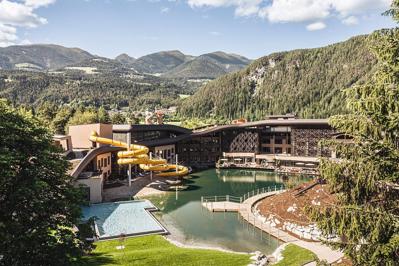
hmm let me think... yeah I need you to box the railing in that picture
[242,184,285,201]
[201,195,243,204]
[201,184,285,204]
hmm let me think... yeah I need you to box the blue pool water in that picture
[81,200,167,239]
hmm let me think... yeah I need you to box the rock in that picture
[303,232,312,239]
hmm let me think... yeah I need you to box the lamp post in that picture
[127,132,132,187]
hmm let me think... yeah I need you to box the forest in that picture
[0,70,197,111]
[179,35,377,120]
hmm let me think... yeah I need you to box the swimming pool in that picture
[81,200,168,240]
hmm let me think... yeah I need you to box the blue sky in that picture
[0,0,395,59]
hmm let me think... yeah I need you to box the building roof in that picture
[53,134,71,140]
[70,146,122,178]
[192,119,330,136]
[113,124,192,134]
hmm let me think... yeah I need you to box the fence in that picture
[242,184,285,201]
[201,195,243,204]
[201,184,285,204]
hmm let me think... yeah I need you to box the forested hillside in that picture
[0,70,195,110]
[0,44,94,71]
[179,35,376,120]
[163,52,251,79]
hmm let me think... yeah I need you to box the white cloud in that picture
[186,0,391,30]
[259,0,331,23]
[0,0,55,47]
[332,0,391,16]
[306,21,326,31]
[0,23,17,47]
[342,15,359,25]
[0,0,47,27]
[25,0,56,8]
[161,7,170,13]
[188,0,262,16]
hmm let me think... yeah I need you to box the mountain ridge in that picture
[179,35,376,119]
[0,44,251,79]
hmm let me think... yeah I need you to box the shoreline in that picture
[163,235,258,255]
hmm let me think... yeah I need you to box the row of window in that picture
[179,147,220,153]
[261,147,292,154]
[155,148,175,159]
[97,155,111,170]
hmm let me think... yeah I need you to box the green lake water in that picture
[146,169,312,255]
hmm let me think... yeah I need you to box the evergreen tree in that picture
[51,105,75,134]
[97,106,110,124]
[0,100,91,265]
[111,112,127,125]
[67,108,98,127]
[309,3,399,265]
[36,101,58,127]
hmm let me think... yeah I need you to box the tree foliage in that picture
[110,112,127,125]
[0,70,197,111]
[309,3,399,265]
[179,35,376,120]
[0,100,92,265]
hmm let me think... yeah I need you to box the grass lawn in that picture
[274,244,317,266]
[76,235,251,266]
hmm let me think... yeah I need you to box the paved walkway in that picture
[202,191,344,264]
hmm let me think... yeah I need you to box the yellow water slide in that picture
[89,131,189,177]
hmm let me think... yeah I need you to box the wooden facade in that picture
[111,119,335,168]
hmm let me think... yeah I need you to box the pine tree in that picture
[309,2,399,265]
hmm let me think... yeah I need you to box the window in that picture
[108,156,111,165]
[101,158,104,168]
[262,137,271,144]
[275,147,283,154]
[262,147,272,153]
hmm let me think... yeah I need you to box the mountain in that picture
[115,53,136,65]
[63,57,130,75]
[0,44,251,79]
[179,35,377,120]
[131,50,190,74]
[163,51,251,78]
[0,44,94,71]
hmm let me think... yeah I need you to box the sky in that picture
[0,0,396,59]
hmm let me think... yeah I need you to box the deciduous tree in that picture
[0,100,91,265]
